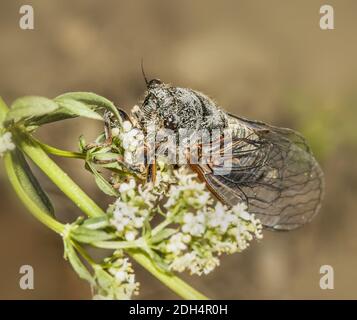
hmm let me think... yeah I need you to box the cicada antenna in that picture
[141,58,149,87]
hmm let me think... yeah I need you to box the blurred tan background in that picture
[0,0,357,299]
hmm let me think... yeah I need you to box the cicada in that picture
[116,78,324,231]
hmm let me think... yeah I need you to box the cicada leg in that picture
[146,161,157,184]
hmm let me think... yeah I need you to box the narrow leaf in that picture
[28,108,77,127]
[82,216,110,230]
[56,98,103,120]
[55,92,122,123]
[64,240,94,284]
[72,227,116,243]
[6,96,59,123]
[150,228,178,244]
[11,149,54,216]
[87,162,119,197]
[93,266,113,289]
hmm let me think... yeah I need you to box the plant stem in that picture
[129,249,208,300]
[11,128,209,300]
[32,138,85,159]
[12,130,104,218]
[151,219,172,236]
[71,240,96,266]
[93,240,145,250]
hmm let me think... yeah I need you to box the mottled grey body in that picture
[134,80,228,132]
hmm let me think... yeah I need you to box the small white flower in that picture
[169,252,196,273]
[111,127,120,137]
[126,274,136,285]
[197,192,210,205]
[111,221,125,232]
[109,179,156,242]
[0,132,15,157]
[114,270,127,282]
[138,184,156,205]
[166,233,187,254]
[119,179,136,193]
[182,234,191,243]
[133,217,144,228]
[99,256,139,300]
[182,212,206,236]
[232,202,251,221]
[125,231,136,241]
[123,121,133,132]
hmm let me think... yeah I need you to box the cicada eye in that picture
[148,79,162,88]
[163,114,178,130]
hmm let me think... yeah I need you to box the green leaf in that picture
[0,97,9,128]
[82,216,110,230]
[150,228,178,244]
[64,240,94,284]
[92,153,121,165]
[78,135,87,153]
[72,227,116,243]
[11,149,55,217]
[93,266,113,289]
[6,96,59,123]
[55,92,122,123]
[94,173,119,197]
[90,146,113,155]
[144,249,171,273]
[55,98,103,121]
[87,162,119,197]
[28,108,77,128]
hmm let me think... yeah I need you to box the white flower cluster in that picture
[108,165,263,276]
[151,158,178,196]
[159,167,263,275]
[0,132,15,157]
[109,178,156,241]
[118,120,144,166]
[93,252,139,300]
[163,170,211,210]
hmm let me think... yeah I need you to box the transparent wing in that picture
[192,114,325,230]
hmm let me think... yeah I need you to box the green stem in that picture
[71,240,96,266]
[151,219,172,236]
[11,128,208,300]
[12,130,104,218]
[129,249,208,300]
[93,240,145,250]
[152,203,181,235]
[32,138,85,159]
